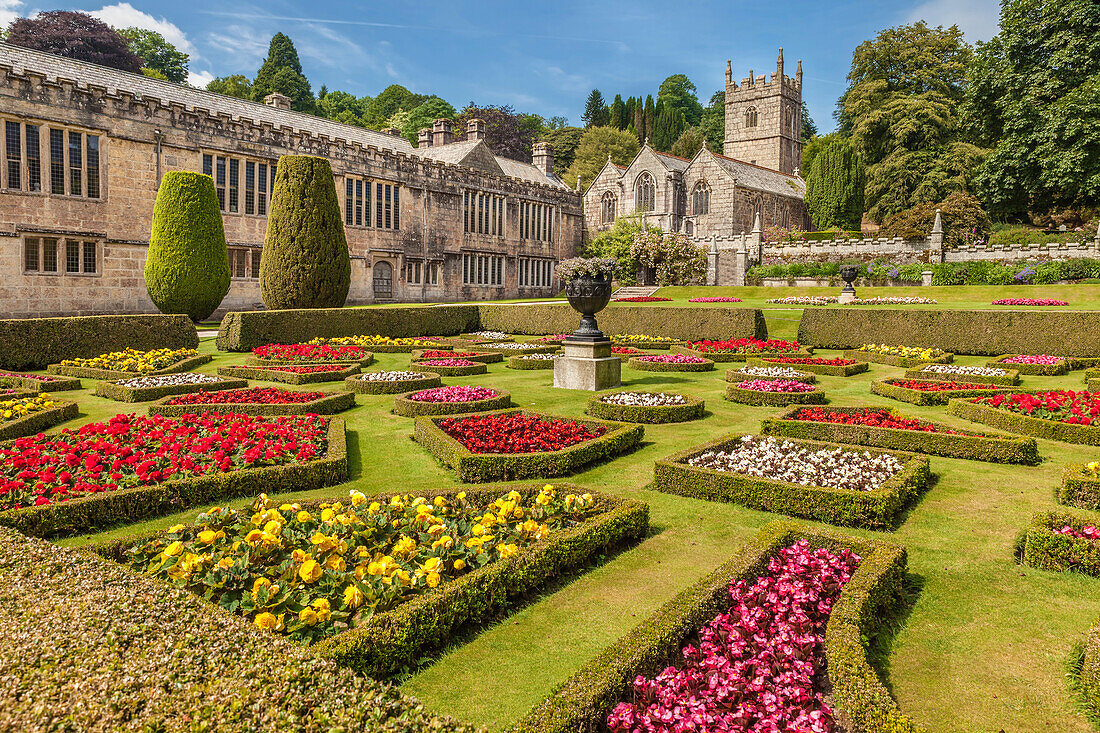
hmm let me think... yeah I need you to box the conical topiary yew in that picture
[144,171,230,322]
[260,155,351,310]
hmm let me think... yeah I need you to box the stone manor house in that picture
[0,42,582,317]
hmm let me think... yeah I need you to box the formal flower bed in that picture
[870,378,1020,406]
[123,486,598,644]
[725,379,826,406]
[0,413,331,511]
[393,387,511,417]
[149,387,355,417]
[309,335,449,353]
[988,354,1070,376]
[610,347,643,355]
[536,334,570,342]
[676,338,808,362]
[414,409,644,482]
[613,296,671,302]
[846,344,952,367]
[754,356,869,377]
[507,353,561,370]
[611,334,681,349]
[586,390,704,424]
[460,331,511,341]
[907,363,1020,385]
[0,393,78,441]
[0,371,82,392]
[767,296,837,305]
[166,387,325,405]
[687,296,742,302]
[762,405,1039,464]
[764,296,938,305]
[629,354,715,372]
[1054,523,1100,539]
[992,298,1068,306]
[251,343,374,365]
[472,342,560,354]
[217,363,361,385]
[48,348,210,379]
[607,539,858,733]
[96,372,251,403]
[1061,462,1100,510]
[411,349,503,364]
[950,390,1100,445]
[653,434,928,528]
[725,365,816,383]
[1022,510,1100,577]
[1,394,59,423]
[409,358,488,377]
[344,370,441,395]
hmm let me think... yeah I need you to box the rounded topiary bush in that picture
[260,156,351,309]
[144,171,230,322]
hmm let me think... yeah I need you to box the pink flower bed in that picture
[407,386,497,403]
[736,379,817,393]
[415,359,480,367]
[1055,524,1100,540]
[1001,354,1065,365]
[992,298,1069,306]
[607,539,859,733]
[687,297,743,303]
[637,354,709,364]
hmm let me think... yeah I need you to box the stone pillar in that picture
[921,270,933,287]
[553,339,621,391]
[928,209,945,262]
[707,239,719,286]
[417,128,432,148]
[431,118,454,147]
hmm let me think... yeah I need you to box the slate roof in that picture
[653,150,691,172]
[711,152,805,197]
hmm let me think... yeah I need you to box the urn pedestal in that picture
[838,265,859,304]
[553,274,621,391]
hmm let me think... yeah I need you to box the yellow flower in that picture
[421,557,443,573]
[263,519,282,535]
[163,541,183,557]
[431,535,454,550]
[321,508,336,522]
[217,557,234,569]
[325,554,347,572]
[350,491,367,507]
[471,524,486,536]
[498,543,519,559]
[197,529,218,544]
[244,529,264,546]
[253,612,282,631]
[453,559,466,571]
[291,549,312,564]
[393,535,417,555]
[299,607,319,626]
[343,584,365,609]
[426,572,441,588]
[368,501,380,512]
[296,510,312,523]
[167,524,185,533]
[299,560,323,583]
[251,577,273,594]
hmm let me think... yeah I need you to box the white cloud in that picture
[905,0,1001,41]
[205,23,269,70]
[187,69,214,88]
[89,3,196,54]
[0,0,25,29]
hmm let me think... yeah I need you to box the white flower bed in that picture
[600,391,687,407]
[739,366,809,378]
[685,436,903,492]
[517,353,559,360]
[920,364,1010,377]
[357,371,428,382]
[115,373,221,388]
[466,331,509,339]
[482,342,542,350]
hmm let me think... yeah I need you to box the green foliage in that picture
[644,96,656,143]
[0,315,197,370]
[633,100,646,143]
[805,139,866,230]
[669,127,706,159]
[951,398,1100,446]
[801,133,839,180]
[144,171,230,322]
[657,74,703,127]
[316,89,370,127]
[539,126,585,173]
[582,214,658,284]
[1061,463,1100,510]
[561,126,639,192]
[608,94,626,129]
[583,89,609,128]
[401,97,456,145]
[393,390,510,417]
[0,400,78,441]
[699,91,725,154]
[119,27,188,83]
[364,85,428,127]
[251,33,314,112]
[870,379,1021,407]
[260,156,351,310]
[880,191,992,248]
[724,383,827,406]
[206,74,252,99]
[217,364,361,386]
[150,391,354,418]
[629,356,715,373]
[800,101,817,142]
[630,230,707,286]
[1023,509,1100,575]
[651,105,686,152]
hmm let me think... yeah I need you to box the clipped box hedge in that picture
[949,398,1100,446]
[671,345,814,363]
[216,305,480,351]
[904,364,1020,386]
[414,408,644,483]
[627,356,715,372]
[47,353,213,381]
[0,417,347,538]
[393,389,512,417]
[147,390,355,417]
[96,376,250,403]
[0,372,82,392]
[760,405,1040,464]
[585,390,705,424]
[842,349,954,368]
[725,366,816,384]
[344,372,442,395]
[1081,618,1100,717]
[409,361,488,377]
[870,379,1021,406]
[0,400,79,440]
[479,304,767,342]
[510,520,922,733]
[1022,509,1100,577]
[313,484,649,678]
[0,314,198,370]
[1086,368,1100,384]
[1060,464,1100,510]
[411,349,500,364]
[507,354,559,370]
[724,383,827,407]
[651,433,929,529]
[1091,379,1100,392]
[217,364,361,384]
[986,355,1070,376]
[798,307,1100,356]
[749,357,869,377]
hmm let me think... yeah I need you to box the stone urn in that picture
[564,274,613,342]
[838,265,859,303]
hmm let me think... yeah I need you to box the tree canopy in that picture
[119,28,188,83]
[401,97,456,145]
[206,75,253,100]
[540,126,586,174]
[583,89,610,128]
[657,74,704,127]
[562,126,640,191]
[6,11,143,73]
[455,104,539,162]
[251,33,314,113]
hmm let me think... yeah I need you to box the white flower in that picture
[921,364,1009,377]
[116,373,221,388]
[358,370,428,382]
[601,391,687,407]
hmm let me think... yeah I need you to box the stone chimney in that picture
[381,126,401,137]
[432,118,454,147]
[466,118,485,141]
[263,92,292,110]
[532,142,554,178]
[417,128,432,148]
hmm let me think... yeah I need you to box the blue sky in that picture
[0,0,1001,132]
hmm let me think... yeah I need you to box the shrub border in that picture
[507,354,560,370]
[1080,618,1100,717]
[760,405,1040,465]
[585,390,705,424]
[869,379,1021,406]
[672,345,814,363]
[46,353,212,381]
[903,365,1020,386]
[1022,509,1100,577]
[343,372,442,395]
[986,355,1070,376]
[414,408,644,483]
[725,367,816,384]
[409,361,489,377]
[749,357,869,377]
[949,398,1100,446]
[0,399,79,440]
[393,389,513,417]
[0,372,83,392]
[0,417,347,538]
[411,349,502,364]
[627,356,715,372]
[96,376,251,403]
[216,364,361,384]
[1060,464,1100,510]
[724,383,827,406]
[650,433,929,529]
[843,349,954,368]
[147,390,356,417]
[509,520,922,733]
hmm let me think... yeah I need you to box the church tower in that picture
[724,49,803,176]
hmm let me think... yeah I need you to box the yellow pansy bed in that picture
[843,344,953,368]
[94,483,648,678]
[0,394,78,440]
[46,348,212,380]
[308,335,452,353]
[610,334,682,349]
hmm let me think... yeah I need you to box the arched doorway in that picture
[373,261,393,299]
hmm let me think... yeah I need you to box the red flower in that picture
[438,413,606,453]
[165,387,325,405]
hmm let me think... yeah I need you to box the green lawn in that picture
[47,332,1100,732]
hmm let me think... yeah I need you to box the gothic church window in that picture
[635,172,655,212]
[691,181,710,215]
[601,191,616,223]
[745,106,758,128]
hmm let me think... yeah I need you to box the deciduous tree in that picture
[119,28,188,83]
[6,11,143,73]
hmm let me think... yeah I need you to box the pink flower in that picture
[736,379,816,393]
[407,386,496,403]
